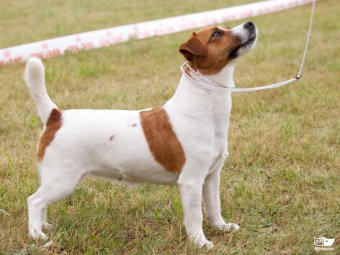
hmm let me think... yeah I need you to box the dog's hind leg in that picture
[28,186,47,239]
[28,167,84,239]
[41,206,52,230]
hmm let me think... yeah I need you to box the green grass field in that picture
[0,0,339,254]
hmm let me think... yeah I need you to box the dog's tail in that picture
[24,58,58,125]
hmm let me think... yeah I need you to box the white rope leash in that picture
[181,0,316,93]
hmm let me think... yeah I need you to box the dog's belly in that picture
[43,109,178,185]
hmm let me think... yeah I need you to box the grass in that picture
[0,0,339,254]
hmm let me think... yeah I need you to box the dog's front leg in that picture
[179,178,214,249]
[203,154,240,232]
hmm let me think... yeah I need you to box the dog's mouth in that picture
[228,32,257,59]
[242,33,257,48]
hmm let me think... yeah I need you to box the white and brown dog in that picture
[25,21,257,248]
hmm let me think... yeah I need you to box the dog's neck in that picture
[203,62,236,88]
[166,62,235,114]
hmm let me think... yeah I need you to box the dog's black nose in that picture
[244,21,255,29]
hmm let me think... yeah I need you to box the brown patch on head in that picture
[140,107,186,174]
[179,26,241,75]
[184,66,192,77]
[37,109,62,161]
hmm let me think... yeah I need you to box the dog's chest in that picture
[211,93,232,156]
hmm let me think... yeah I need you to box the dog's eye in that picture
[212,30,222,37]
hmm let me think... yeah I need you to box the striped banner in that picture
[0,0,312,66]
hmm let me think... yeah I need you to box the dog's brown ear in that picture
[179,33,207,61]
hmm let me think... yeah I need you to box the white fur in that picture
[24,58,57,124]
[26,22,257,249]
[231,23,258,57]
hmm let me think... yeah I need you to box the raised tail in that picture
[24,58,58,125]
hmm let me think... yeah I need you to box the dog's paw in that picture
[196,237,214,249]
[29,230,47,240]
[202,239,214,249]
[214,222,240,232]
[191,235,214,249]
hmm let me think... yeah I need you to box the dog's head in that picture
[179,21,257,75]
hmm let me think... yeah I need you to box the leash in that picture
[181,0,316,93]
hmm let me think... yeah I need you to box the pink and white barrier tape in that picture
[0,0,312,66]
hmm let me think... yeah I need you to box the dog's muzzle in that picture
[229,21,257,59]
[242,21,257,47]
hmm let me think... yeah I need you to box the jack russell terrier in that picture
[25,21,257,249]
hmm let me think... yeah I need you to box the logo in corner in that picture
[314,236,335,251]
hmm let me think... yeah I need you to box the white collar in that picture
[181,61,299,93]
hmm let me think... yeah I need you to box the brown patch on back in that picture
[140,107,186,174]
[179,26,241,75]
[37,109,63,161]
